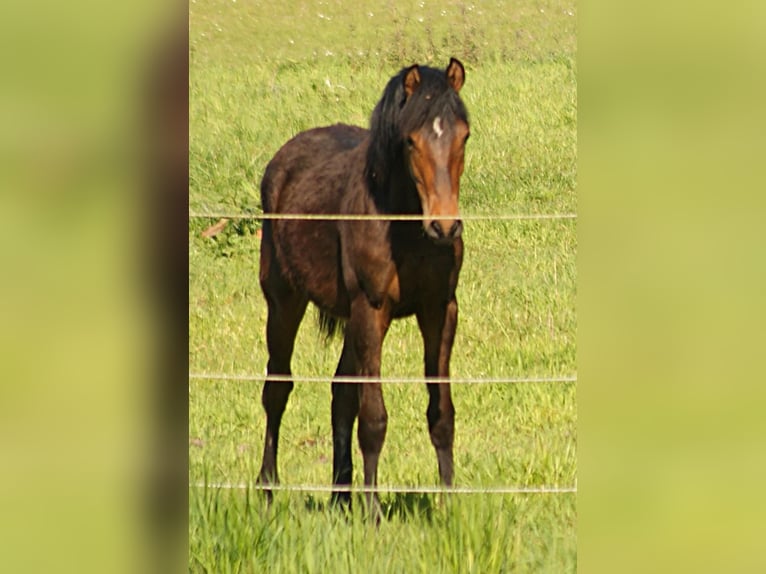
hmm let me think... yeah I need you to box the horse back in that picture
[260,124,368,215]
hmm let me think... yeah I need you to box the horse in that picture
[256,58,470,514]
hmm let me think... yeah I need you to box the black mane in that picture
[365,65,469,209]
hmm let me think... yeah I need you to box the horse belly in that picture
[270,219,347,312]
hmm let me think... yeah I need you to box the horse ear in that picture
[446,57,465,92]
[403,65,421,98]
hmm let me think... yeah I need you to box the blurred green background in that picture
[1,0,765,572]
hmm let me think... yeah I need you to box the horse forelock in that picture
[398,70,467,133]
[365,65,468,196]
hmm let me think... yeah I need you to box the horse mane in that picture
[365,64,469,209]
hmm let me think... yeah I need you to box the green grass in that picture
[191,488,575,573]
[190,0,576,571]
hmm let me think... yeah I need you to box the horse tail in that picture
[318,309,345,341]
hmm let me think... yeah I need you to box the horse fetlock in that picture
[363,492,384,525]
[436,448,455,485]
[429,424,454,451]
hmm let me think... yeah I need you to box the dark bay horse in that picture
[257,58,470,512]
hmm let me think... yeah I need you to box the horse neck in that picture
[366,146,420,215]
[386,165,420,214]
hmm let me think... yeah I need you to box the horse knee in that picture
[358,414,388,454]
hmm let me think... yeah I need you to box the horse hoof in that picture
[364,494,384,525]
[256,475,276,504]
[330,490,352,511]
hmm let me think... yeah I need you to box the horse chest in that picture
[393,248,458,308]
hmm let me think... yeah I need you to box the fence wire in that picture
[189,211,577,222]
[189,373,577,385]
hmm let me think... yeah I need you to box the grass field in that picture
[190,0,577,571]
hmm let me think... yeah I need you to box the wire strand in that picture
[189,373,577,385]
[189,212,577,222]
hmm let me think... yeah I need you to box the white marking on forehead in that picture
[433,116,443,138]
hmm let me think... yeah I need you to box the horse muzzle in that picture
[424,218,463,244]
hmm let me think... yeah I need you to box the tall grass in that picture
[190,0,576,571]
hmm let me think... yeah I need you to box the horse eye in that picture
[464,132,471,144]
[406,136,415,148]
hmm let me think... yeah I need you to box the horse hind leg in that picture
[257,291,308,496]
[330,338,359,509]
[257,240,308,498]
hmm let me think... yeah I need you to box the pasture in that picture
[190,0,577,571]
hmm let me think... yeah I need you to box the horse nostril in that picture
[430,220,445,238]
[449,220,463,238]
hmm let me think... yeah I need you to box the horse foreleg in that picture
[418,296,458,486]
[347,296,390,519]
[358,380,386,517]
